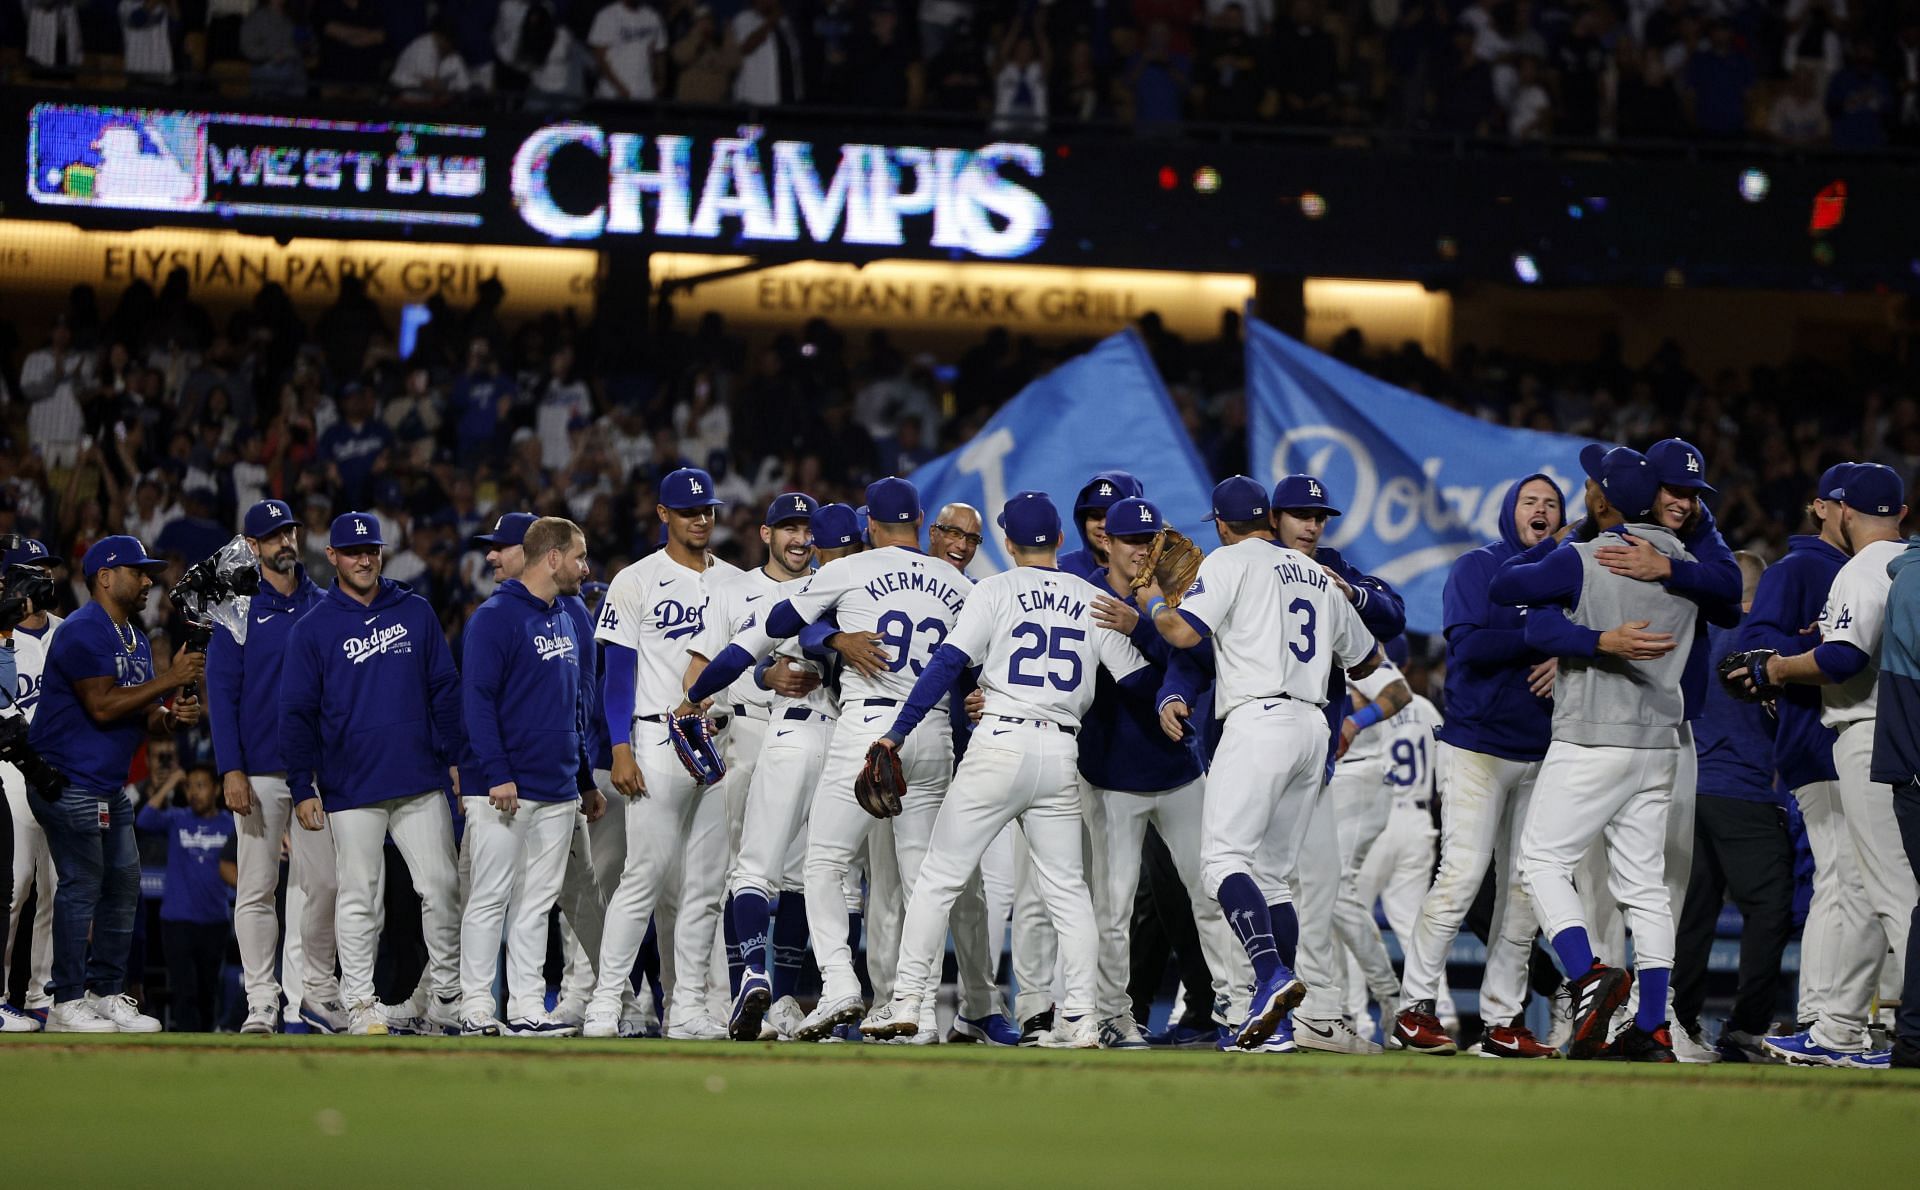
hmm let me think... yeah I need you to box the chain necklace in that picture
[110,613,137,655]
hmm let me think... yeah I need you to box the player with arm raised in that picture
[1141,476,1379,1049]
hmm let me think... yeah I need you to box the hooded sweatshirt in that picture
[1058,471,1144,582]
[281,578,464,809]
[460,579,590,801]
[1871,538,1920,787]
[1737,533,1847,790]
[1436,472,1561,762]
[560,593,612,770]
[205,565,326,777]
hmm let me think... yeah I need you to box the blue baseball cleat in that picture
[1762,1030,1869,1068]
[1235,969,1306,1049]
[1847,1048,1892,1070]
[1220,1016,1296,1054]
[1150,1021,1221,1049]
[948,1013,1022,1046]
[728,968,773,1042]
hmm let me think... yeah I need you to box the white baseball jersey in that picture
[1178,537,1374,716]
[783,545,972,707]
[699,563,780,713]
[1819,538,1903,729]
[767,572,839,720]
[596,549,717,717]
[1382,693,1441,808]
[947,566,1148,729]
[7,613,64,721]
[1338,655,1404,768]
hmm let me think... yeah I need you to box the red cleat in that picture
[1392,1001,1458,1055]
[1480,1018,1561,1059]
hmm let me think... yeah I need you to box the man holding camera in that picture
[3,539,62,1032]
[28,535,204,1032]
[205,499,339,1035]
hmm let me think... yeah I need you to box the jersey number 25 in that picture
[1009,622,1084,691]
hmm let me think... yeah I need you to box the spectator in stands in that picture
[25,0,85,74]
[588,0,668,102]
[19,318,92,472]
[136,763,236,1033]
[671,4,736,103]
[1783,0,1843,91]
[1193,3,1266,122]
[119,0,181,85]
[1055,28,1111,121]
[391,24,475,104]
[1273,0,1336,124]
[316,383,393,508]
[991,10,1051,133]
[451,338,515,468]
[1555,4,1611,139]
[1827,37,1892,150]
[1432,23,1497,134]
[1126,20,1192,126]
[805,0,859,104]
[1616,41,1683,139]
[1687,20,1756,139]
[314,0,388,96]
[845,1,921,112]
[918,0,975,59]
[205,0,251,62]
[729,0,804,104]
[1506,53,1551,139]
[155,486,229,564]
[1769,63,1831,146]
[925,18,988,112]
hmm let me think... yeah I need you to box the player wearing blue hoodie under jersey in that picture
[281,513,464,1036]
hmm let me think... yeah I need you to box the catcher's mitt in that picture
[854,740,906,819]
[1130,527,1204,608]
[667,712,726,785]
[1717,648,1782,704]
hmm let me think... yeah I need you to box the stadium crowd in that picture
[6,0,1920,147]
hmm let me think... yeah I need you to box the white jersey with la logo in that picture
[784,545,972,707]
[700,561,779,715]
[1178,537,1375,714]
[8,614,64,721]
[595,549,716,716]
[1818,538,1904,729]
[948,566,1149,728]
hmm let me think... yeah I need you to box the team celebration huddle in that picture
[5,439,1917,1070]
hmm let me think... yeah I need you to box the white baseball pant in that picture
[1268,775,1352,1022]
[1010,821,1062,1023]
[1205,698,1331,900]
[1791,778,1876,1041]
[1325,760,1401,1006]
[459,796,576,1021]
[729,712,833,901]
[1815,721,1916,1049]
[1351,796,1449,1018]
[980,822,1017,975]
[893,722,1096,1018]
[707,714,767,1017]
[330,791,460,1011]
[558,804,607,1009]
[1401,745,1538,1022]
[1521,741,1679,974]
[5,766,55,1010]
[231,773,339,1014]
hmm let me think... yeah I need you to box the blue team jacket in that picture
[1437,474,1562,763]
[280,579,464,809]
[460,580,589,801]
[205,567,326,777]
[1077,567,1203,793]
[1737,534,1846,790]
[1695,621,1782,802]
[1871,539,1920,787]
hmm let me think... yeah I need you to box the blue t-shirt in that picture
[135,805,236,924]
[29,601,158,794]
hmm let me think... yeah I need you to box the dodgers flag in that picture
[909,332,1214,575]
[1246,317,1595,635]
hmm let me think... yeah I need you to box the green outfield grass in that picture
[7,1034,1917,1187]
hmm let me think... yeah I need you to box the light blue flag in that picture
[1246,317,1596,635]
[908,332,1215,574]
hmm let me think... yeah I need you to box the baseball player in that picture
[457,517,598,1037]
[1324,648,1413,1027]
[677,476,1004,1043]
[281,512,466,1037]
[203,501,340,1035]
[1084,496,1251,1049]
[584,467,734,1040]
[1876,534,1920,1069]
[860,492,1163,1048]
[1059,472,1144,581]
[1145,476,1379,1049]
[3,538,61,1032]
[1741,463,1911,1068]
[1729,464,1854,1062]
[1491,445,1718,1062]
[1394,473,1570,1058]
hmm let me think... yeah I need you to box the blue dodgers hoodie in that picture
[461,580,590,801]
[1437,473,1561,762]
[560,593,611,771]
[1077,567,1204,793]
[1871,538,1920,787]
[1737,533,1847,790]
[1695,622,1781,802]
[205,566,326,778]
[1059,471,1145,582]
[280,578,464,809]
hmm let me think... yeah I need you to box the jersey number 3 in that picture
[1009,622,1084,691]
[1288,598,1317,662]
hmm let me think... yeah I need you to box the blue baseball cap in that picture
[811,503,861,549]
[1647,438,1716,494]
[329,512,386,549]
[1105,497,1165,537]
[765,492,818,526]
[1210,476,1269,522]
[997,491,1062,548]
[3,537,51,569]
[82,535,167,579]
[243,499,296,539]
[659,467,724,511]
[865,476,921,524]
[473,511,536,547]
[1272,474,1342,516]
[1833,462,1905,517]
[1579,444,1659,521]
[1073,471,1145,517]
[1817,462,1855,501]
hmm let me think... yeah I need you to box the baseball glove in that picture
[1131,528,1205,608]
[667,712,726,785]
[1717,648,1783,704]
[854,740,906,819]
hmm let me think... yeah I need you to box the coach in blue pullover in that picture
[204,498,340,1035]
[1873,536,1920,1067]
[280,512,464,1034]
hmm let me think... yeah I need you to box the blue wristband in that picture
[1146,597,1169,619]
[1348,702,1384,732]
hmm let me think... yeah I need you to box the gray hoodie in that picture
[1553,525,1700,748]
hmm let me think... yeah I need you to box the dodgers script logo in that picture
[343,623,413,664]
[654,599,705,641]
[533,631,576,663]
[14,673,43,713]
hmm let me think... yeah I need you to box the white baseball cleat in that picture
[240,1005,280,1035]
[1293,1015,1383,1055]
[348,1002,390,1036]
[762,996,807,1041]
[797,993,866,1041]
[1037,1014,1101,1050]
[505,1014,580,1038]
[551,997,588,1030]
[663,1014,728,1041]
[46,1000,117,1033]
[87,992,161,1033]
[859,999,921,1040]
[299,998,349,1035]
[378,1003,429,1036]
[1544,985,1574,1052]
[582,1004,621,1039]
[1671,1025,1722,1065]
[1099,1012,1150,1050]
[461,1015,504,1037]
[1,1003,44,1033]
[425,994,463,1036]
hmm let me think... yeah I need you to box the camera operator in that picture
[3,539,64,1033]
[205,500,341,1035]
[28,535,204,1033]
